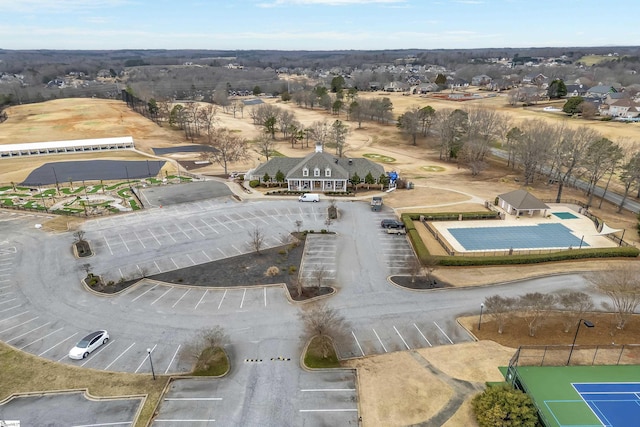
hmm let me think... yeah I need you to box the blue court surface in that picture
[447,223,588,251]
[573,383,640,427]
[553,212,579,219]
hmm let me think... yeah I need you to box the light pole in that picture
[567,319,594,366]
[478,303,485,330]
[147,348,156,380]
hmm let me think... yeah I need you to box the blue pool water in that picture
[448,223,588,251]
[553,212,578,219]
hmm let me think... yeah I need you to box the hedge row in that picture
[437,246,640,266]
[402,211,500,221]
[399,212,639,267]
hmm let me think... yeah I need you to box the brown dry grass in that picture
[1,96,640,427]
[0,342,167,427]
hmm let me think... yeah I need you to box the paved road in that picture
[490,147,640,213]
[0,194,603,426]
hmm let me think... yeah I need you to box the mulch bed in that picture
[94,233,333,300]
[390,276,451,290]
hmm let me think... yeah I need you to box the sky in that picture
[0,0,637,51]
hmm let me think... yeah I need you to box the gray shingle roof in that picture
[498,190,549,210]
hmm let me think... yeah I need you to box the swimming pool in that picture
[552,212,578,220]
[447,223,588,251]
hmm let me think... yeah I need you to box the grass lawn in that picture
[191,347,230,377]
[0,342,168,427]
[303,336,341,369]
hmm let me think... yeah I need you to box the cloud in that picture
[257,0,406,7]
[0,0,128,13]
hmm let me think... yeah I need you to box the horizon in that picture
[0,0,636,51]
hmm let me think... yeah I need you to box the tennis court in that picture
[510,366,640,427]
[447,223,588,251]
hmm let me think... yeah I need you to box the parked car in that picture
[69,330,109,360]
[298,193,320,202]
[381,219,404,229]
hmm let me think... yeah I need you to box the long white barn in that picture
[0,136,134,158]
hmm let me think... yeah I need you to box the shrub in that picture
[265,266,280,277]
[472,384,540,427]
[249,180,260,188]
[288,265,297,274]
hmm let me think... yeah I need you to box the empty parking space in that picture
[337,319,471,359]
[0,391,142,427]
[300,234,337,284]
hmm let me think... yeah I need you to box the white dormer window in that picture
[314,167,320,177]
[325,168,331,177]
[303,168,309,177]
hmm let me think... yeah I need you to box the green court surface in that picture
[508,365,640,427]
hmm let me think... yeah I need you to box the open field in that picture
[1,97,639,426]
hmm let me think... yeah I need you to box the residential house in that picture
[523,73,548,87]
[564,84,588,98]
[384,81,410,92]
[248,144,385,193]
[600,99,640,118]
[417,83,440,94]
[447,77,469,90]
[471,74,492,86]
[586,85,617,99]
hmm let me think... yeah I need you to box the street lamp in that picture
[567,319,594,366]
[147,348,156,380]
[478,303,485,330]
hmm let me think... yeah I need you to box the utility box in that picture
[371,196,382,211]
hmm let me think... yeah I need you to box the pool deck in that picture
[430,204,618,254]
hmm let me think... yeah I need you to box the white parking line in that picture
[299,409,358,412]
[188,221,205,237]
[118,233,130,252]
[240,288,246,308]
[6,321,51,343]
[212,216,231,231]
[148,228,162,246]
[414,323,432,347]
[0,298,17,305]
[186,254,196,265]
[433,321,454,344]
[263,287,267,307]
[154,260,162,273]
[0,267,11,272]
[161,226,177,243]
[202,250,212,261]
[372,328,387,353]
[393,326,411,350]
[0,311,30,324]
[151,288,173,305]
[20,327,64,350]
[195,290,208,310]
[39,332,79,356]
[104,342,135,370]
[165,345,181,374]
[176,223,191,240]
[133,230,146,249]
[80,339,114,366]
[131,284,159,302]
[135,344,157,373]
[171,258,179,269]
[164,398,223,401]
[173,289,191,308]
[103,236,114,255]
[351,331,365,356]
[154,419,215,423]
[0,316,38,334]
[118,268,125,279]
[231,244,243,254]
[217,289,227,310]
[217,247,226,257]
[72,421,133,427]
[301,389,356,392]
[200,218,219,234]
[0,304,21,313]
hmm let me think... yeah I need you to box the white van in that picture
[298,193,320,202]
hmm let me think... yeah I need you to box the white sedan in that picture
[69,330,109,360]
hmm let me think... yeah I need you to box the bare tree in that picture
[198,104,219,142]
[294,220,303,233]
[81,263,92,276]
[247,226,265,255]
[330,119,349,157]
[617,149,640,213]
[558,292,594,333]
[311,264,328,290]
[458,108,508,176]
[583,138,623,206]
[182,326,229,372]
[515,120,555,185]
[518,293,557,337]
[200,128,249,175]
[588,267,640,329]
[551,126,600,202]
[298,303,349,358]
[397,106,421,146]
[309,120,330,150]
[254,131,277,162]
[73,230,86,243]
[408,257,422,284]
[483,295,516,334]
